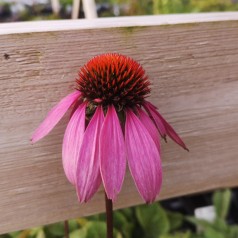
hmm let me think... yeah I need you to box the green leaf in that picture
[29,227,43,237]
[45,222,65,237]
[84,221,121,238]
[113,211,133,238]
[186,216,213,230]
[119,208,133,221]
[160,231,191,238]
[204,227,225,238]
[85,222,107,238]
[15,230,31,238]
[68,220,79,231]
[76,218,89,227]
[69,229,87,238]
[213,189,231,220]
[36,230,45,238]
[135,203,170,237]
[45,222,65,236]
[8,232,21,238]
[213,218,228,232]
[166,211,184,231]
[228,225,238,238]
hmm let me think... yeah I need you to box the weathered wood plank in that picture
[0,12,238,234]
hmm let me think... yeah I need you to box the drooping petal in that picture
[160,116,188,151]
[125,109,162,203]
[143,101,167,139]
[100,105,126,201]
[144,101,188,151]
[31,91,81,143]
[76,106,104,203]
[62,102,86,185]
[138,107,160,153]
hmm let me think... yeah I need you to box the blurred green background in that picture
[96,0,238,15]
[0,0,238,21]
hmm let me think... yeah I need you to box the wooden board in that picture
[0,12,238,234]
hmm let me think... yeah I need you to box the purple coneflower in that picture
[31,53,187,203]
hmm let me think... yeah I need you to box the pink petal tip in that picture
[31,91,81,143]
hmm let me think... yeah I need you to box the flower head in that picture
[76,54,150,109]
[31,53,188,203]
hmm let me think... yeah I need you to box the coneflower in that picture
[31,53,187,204]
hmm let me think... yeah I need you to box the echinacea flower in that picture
[31,53,188,203]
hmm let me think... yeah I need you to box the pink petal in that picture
[143,101,167,138]
[125,109,162,203]
[145,101,188,151]
[76,106,104,203]
[100,105,126,201]
[138,107,160,153]
[62,102,86,185]
[158,114,189,151]
[31,91,81,143]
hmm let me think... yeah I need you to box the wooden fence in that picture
[0,12,238,234]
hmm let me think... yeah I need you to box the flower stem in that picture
[105,192,113,238]
[64,220,69,238]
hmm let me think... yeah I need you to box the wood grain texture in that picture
[1,13,238,234]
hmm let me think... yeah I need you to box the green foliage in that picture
[213,189,231,220]
[97,0,238,15]
[190,0,238,12]
[113,211,133,238]
[166,211,184,232]
[152,0,238,14]
[60,0,73,6]
[3,0,238,22]
[160,231,194,238]
[136,203,170,237]
[185,189,237,238]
